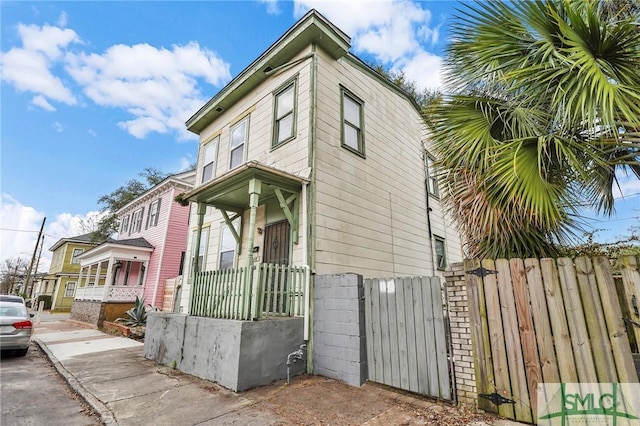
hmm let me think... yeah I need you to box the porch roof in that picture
[77,237,154,266]
[181,161,309,212]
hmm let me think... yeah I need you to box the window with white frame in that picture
[425,153,439,198]
[229,118,248,169]
[219,220,239,270]
[434,236,447,270]
[146,199,161,228]
[120,215,130,234]
[273,79,297,147]
[130,207,144,234]
[341,88,365,156]
[64,282,76,297]
[191,228,209,273]
[71,248,84,264]
[201,137,218,183]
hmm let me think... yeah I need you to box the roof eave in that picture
[185,9,351,135]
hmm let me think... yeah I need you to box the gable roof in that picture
[185,9,422,136]
[185,9,351,134]
[48,233,98,252]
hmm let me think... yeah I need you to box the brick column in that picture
[444,262,477,407]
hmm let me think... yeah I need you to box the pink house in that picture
[70,170,195,326]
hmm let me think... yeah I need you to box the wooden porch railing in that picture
[189,263,308,320]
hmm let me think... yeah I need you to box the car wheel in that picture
[16,347,28,357]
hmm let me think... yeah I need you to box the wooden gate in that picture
[364,276,452,400]
[465,257,639,423]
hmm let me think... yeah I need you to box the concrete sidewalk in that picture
[33,321,521,426]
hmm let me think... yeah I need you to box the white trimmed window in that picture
[273,79,297,147]
[130,207,144,234]
[434,236,447,270]
[146,199,161,228]
[341,89,365,156]
[120,215,130,234]
[201,137,218,183]
[64,282,76,297]
[425,153,439,198]
[229,118,248,169]
[71,248,84,264]
[219,220,239,270]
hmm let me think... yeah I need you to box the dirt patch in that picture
[243,375,499,425]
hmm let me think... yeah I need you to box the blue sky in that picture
[1,0,638,271]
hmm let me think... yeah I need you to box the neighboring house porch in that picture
[71,238,153,326]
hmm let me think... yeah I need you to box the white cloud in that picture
[614,173,640,200]
[2,23,231,140]
[260,0,281,14]
[392,50,442,91]
[52,121,64,132]
[32,94,55,111]
[88,129,97,137]
[294,0,443,91]
[0,194,106,272]
[65,41,231,140]
[0,24,78,105]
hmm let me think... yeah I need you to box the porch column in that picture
[246,178,262,267]
[188,203,207,311]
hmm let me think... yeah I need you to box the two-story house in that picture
[44,233,100,312]
[145,10,463,393]
[70,170,195,326]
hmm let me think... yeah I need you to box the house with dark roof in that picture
[71,170,195,326]
[43,233,100,312]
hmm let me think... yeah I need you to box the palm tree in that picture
[430,0,640,258]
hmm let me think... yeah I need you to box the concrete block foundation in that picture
[144,312,305,392]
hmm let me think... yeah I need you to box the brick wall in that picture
[444,262,477,407]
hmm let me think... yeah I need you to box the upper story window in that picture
[434,236,447,270]
[201,137,218,183]
[71,248,84,264]
[272,78,297,148]
[341,88,365,156]
[146,199,161,228]
[229,118,248,169]
[425,152,439,198]
[130,207,144,234]
[120,215,130,234]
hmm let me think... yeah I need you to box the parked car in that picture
[0,301,33,356]
[0,295,25,304]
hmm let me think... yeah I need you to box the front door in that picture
[262,220,290,314]
[262,220,290,265]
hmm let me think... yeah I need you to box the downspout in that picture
[302,183,310,340]
[306,44,318,374]
[422,151,435,276]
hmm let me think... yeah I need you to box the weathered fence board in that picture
[466,256,639,423]
[464,259,495,413]
[619,256,640,350]
[364,276,452,400]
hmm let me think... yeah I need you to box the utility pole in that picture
[28,234,45,298]
[24,217,46,297]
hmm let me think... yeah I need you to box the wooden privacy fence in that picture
[465,256,639,423]
[364,276,452,400]
[189,263,308,320]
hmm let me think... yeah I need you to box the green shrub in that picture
[116,296,148,326]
